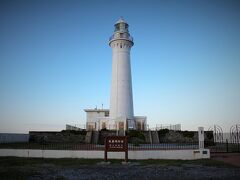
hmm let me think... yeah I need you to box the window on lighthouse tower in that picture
[125,24,129,31]
[115,24,120,32]
[119,23,125,32]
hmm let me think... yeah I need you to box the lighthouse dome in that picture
[115,17,128,25]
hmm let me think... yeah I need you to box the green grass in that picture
[0,157,236,167]
[136,159,236,167]
[0,157,102,167]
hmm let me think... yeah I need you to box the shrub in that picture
[158,129,169,137]
[181,131,194,138]
[100,128,109,131]
[127,130,146,145]
[127,130,145,140]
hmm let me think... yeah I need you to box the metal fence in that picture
[155,124,181,131]
[128,142,198,150]
[206,124,240,153]
[0,142,199,151]
[2,142,239,152]
[205,140,240,153]
[66,124,86,131]
[1,141,239,152]
[0,143,104,151]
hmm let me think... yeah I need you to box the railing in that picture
[128,142,198,150]
[0,143,104,151]
[109,34,133,42]
[0,142,199,151]
[154,124,181,131]
[66,124,86,131]
[205,140,240,153]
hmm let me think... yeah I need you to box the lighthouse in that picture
[84,18,146,132]
[109,17,135,130]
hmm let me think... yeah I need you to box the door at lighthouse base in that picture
[119,122,124,130]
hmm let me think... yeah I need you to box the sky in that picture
[0,0,240,133]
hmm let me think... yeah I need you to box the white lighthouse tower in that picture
[84,18,147,132]
[109,17,135,130]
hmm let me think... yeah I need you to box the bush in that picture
[131,137,145,146]
[100,128,109,131]
[127,130,145,140]
[181,131,194,138]
[127,130,146,145]
[158,129,169,137]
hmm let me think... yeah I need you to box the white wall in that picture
[87,112,106,123]
[0,149,210,160]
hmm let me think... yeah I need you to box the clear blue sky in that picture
[0,0,240,133]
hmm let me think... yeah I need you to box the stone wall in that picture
[29,130,214,144]
[99,130,117,144]
[29,130,87,143]
[158,130,213,143]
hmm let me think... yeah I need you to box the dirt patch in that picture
[211,153,240,167]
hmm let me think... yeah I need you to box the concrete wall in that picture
[109,38,135,130]
[135,116,147,131]
[0,133,29,143]
[0,149,210,160]
[87,111,106,123]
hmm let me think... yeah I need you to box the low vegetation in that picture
[127,130,146,145]
[0,157,235,167]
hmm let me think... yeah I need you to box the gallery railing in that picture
[109,34,133,42]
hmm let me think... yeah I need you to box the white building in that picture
[85,18,147,131]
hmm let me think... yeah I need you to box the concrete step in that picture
[151,131,159,144]
[143,131,151,143]
[85,131,92,144]
[91,131,99,144]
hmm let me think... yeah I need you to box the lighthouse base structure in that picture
[85,109,146,131]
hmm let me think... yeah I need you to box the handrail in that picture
[109,34,133,42]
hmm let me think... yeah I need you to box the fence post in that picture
[104,138,108,162]
[238,139,240,153]
[198,127,204,149]
[125,136,128,162]
[226,139,228,153]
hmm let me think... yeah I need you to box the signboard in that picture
[104,136,128,162]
